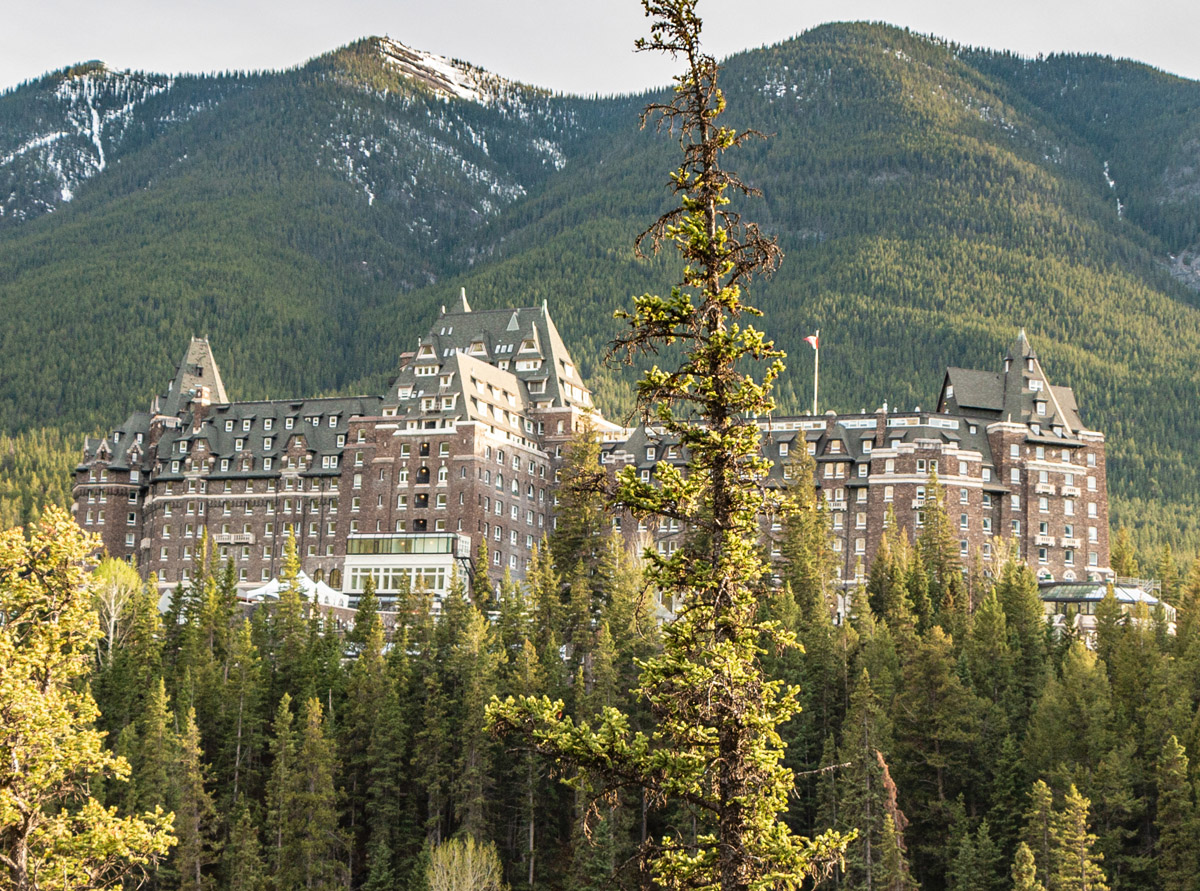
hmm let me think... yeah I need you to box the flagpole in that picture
[813,328,820,416]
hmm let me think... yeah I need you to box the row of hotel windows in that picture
[177,433,348,455]
[156,520,330,538]
[809,484,1100,518]
[171,455,339,473]
[154,498,338,518]
[162,477,337,495]
[829,535,1101,566]
[796,438,1096,464]
[161,542,333,562]
[87,468,141,483]
[819,460,1098,485]
[220,414,341,433]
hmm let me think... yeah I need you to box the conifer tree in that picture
[1155,544,1179,604]
[223,805,266,891]
[132,677,179,817]
[343,581,389,883]
[877,814,917,891]
[489,4,850,889]
[1051,785,1109,891]
[95,571,165,734]
[548,422,609,578]
[270,529,311,699]
[1109,529,1139,580]
[472,540,494,606]
[777,451,837,614]
[1173,560,1200,650]
[220,619,264,812]
[866,527,916,629]
[1011,842,1046,891]
[360,628,412,891]
[174,707,220,891]
[916,471,966,634]
[508,640,546,888]
[1154,735,1197,891]
[292,698,347,891]
[451,600,503,841]
[837,669,899,889]
[1023,780,1057,891]
[1025,645,1114,784]
[892,626,981,882]
[988,735,1031,865]
[265,694,298,889]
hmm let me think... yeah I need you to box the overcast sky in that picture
[5,0,1200,96]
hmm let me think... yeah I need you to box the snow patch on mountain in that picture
[0,67,173,223]
[376,37,502,104]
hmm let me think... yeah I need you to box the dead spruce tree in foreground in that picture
[487,2,851,889]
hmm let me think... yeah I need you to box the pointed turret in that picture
[158,337,228,418]
[1007,328,1035,360]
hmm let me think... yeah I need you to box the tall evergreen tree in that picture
[265,694,298,890]
[292,698,347,891]
[1011,843,1046,891]
[1154,735,1197,891]
[489,3,851,888]
[223,806,266,891]
[1051,785,1109,891]
[1023,780,1057,891]
[1109,529,1139,580]
[174,707,220,891]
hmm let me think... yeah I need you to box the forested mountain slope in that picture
[1,25,1198,558]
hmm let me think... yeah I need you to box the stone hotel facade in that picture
[73,297,1112,602]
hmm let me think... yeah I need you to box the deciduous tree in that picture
[0,508,174,891]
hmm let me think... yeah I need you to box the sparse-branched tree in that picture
[488,3,850,889]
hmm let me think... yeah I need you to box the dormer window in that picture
[264,418,273,431]
[1029,379,1043,392]
[469,341,486,355]
[1027,358,1035,372]
[285,417,294,430]
[242,419,251,432]
[520,339,537,352]
[1036,401,1047,416]
[225,420,234,432]
[417,344,436,358]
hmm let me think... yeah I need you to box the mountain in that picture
[1,25,1199,561]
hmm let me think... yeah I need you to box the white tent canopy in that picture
[244,571,349,610]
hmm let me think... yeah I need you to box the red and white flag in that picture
[804,334,819,350]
